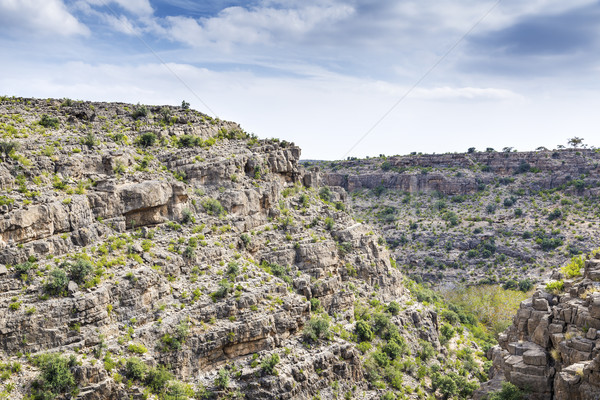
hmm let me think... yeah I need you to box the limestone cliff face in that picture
[318,150,600,196]
[0,97,418,399]
[480,255,600,400]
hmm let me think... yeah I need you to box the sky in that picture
[1,0,599,160]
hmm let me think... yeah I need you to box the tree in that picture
[502,147,513,153]
[467,147,476,153]
[568,137,584,148]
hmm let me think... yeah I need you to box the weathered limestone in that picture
[486,254,600,399]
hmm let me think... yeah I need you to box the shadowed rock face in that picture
[0,97,431,400]
[477,255,600,400]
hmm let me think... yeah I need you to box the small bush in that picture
[31,353,76,399]
[545,280,564,294]
[548,208,562,221]
[260,353,280,375]
[319,187,332,202]
[383,341,402,360]
[68,258,93,284]
[355,320,374,342]
[303,317,330,343]
[39,114,60,129]
[127,343,148,354]
[145,365,173,394]
[561,255,584,279]
[176,135,202,148]
[132,104,149,119]
[45,268,68,295]
[202,198,225,216]
[310,298,321,312]
[124,357,148,381]
[0,141,18,159]
[160,320,190,351]
[215,368,229,389]
[324,217,334,230]
[418,340,435,361]
[210,280,232,302]
[486,381,524,400]
[137,132,157,147]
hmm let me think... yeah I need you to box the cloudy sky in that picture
[1,0,599,159]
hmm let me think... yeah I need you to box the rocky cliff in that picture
[479,253,600,400]
[0,97,470,400]
[318,150,600,196]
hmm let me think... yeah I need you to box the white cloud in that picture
[102,13,139,35]
[164,3,355,47]
[0,0,89,36]
[80,0,153,17]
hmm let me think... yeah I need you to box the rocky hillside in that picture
[0,97,494,400]
[310,151,600,288]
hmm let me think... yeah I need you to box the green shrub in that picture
[14,261,34,275]
[137,132,157,147]
[160,320,190,351]
[240,233,251,247]
[440,323,455,345]
[303,317,330,343]
[319,187,332,202]
[210,280,231,302]
[486,381,524,400]
[371,313,391,336]
[45,268,68,295]
[310,298,321,312]
[324,217,334,230]
[383,341,402,360]
[68,258,93,284]
[381,392,397,400]
[181,208,195,224]
[39,114,59,129]
[127,343,148,354]
[164,381,194,400]
[372,350,389,367]
[176,135,202,148]
[202,198,225,216]
[418,340,435,361]
[124,357,147,380]
[0,141,18,159]
[132,104,149,119]
[260,353,280,375]
[81,132,96,149]
[31,353,76,399]
[518,279,534,292]
[355,320,374,342]
[545,280,564,294]
[145,365,173,394]
[548,208,562,221]
[561,255,584,278]
[215,368,229,389]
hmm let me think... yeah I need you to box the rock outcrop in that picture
[484,254,600,399]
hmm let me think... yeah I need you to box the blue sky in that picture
[1,0,599,159]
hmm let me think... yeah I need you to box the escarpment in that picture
[2,97,452,400]
[318,150,600,196]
